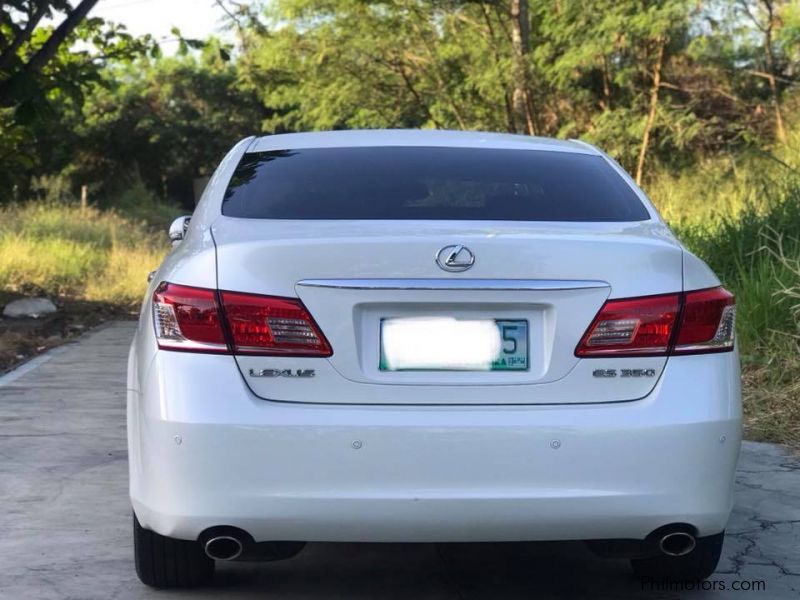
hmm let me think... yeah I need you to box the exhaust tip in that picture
[659,531,696,557]
[204,535,243,561]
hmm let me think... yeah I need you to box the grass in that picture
[668,183,800,351]
[0,201,174,307]
[0,149,798,445]
[0,197,178,371]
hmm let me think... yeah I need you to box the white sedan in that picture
[127,129,740,587]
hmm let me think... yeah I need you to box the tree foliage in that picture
[0,0,798,205]
[0,1,157,194]
[0,1,102,106]
[75,39,267,202]
[237,0,798,177]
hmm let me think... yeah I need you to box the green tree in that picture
[734,0,797,144]
[0,9,154,196]
[0,0,99,106]
[240,0,536,132]
[533,0,696,181]
[4,0,799,201]
[75,39,266,204]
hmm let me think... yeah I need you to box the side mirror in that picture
[168,216,191,246]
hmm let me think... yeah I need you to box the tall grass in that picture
[648,150,800,346]
[0,202,171,307]
[671,183,800,352]
[647,149,800,446]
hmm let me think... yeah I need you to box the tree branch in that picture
[25,0,99,75]
[0,0,99,105]
[746,69,797,85]
[0,0,50,75]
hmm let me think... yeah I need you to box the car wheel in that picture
[630,531,724,581]
[133,513,214,587]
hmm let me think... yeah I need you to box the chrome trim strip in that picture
[296,279,609,291]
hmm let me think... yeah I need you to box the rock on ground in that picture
[2,297,57,318]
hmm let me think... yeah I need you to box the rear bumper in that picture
[128,347,741,543]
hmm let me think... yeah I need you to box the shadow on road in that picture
[201,541,673,599]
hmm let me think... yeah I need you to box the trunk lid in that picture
[212,218,682,404]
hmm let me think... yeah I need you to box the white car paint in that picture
[128,129,741,546]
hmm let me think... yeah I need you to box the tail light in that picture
[220,291,332,356]
[153,283,228,353]
[575,293,680,357]
[673,287,736,354]
[575,286,735,357]
[152,282,332,356]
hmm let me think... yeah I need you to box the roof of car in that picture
[247,129,598,154]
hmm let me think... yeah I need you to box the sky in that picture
[88,0,231,51]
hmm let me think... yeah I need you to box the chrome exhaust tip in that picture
[659,531,696,557]
[204,535,243,561]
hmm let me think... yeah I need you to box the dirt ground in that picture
[0,290,134,373]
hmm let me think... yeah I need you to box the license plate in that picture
[379,317,528,371]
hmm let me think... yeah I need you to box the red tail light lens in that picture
[575,293,680,357]
[152,283,332,356]
[152,282,228,353]
[575,287,735,357]
[673,287,736,354]
[219,291,332,356]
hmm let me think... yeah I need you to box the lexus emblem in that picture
[436,245,475,272]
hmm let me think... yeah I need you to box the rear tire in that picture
[133,513,214,588]
[630,531,724,581]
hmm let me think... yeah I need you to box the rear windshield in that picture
[222,146,650,222]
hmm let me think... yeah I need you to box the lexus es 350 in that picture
[127,130,741,587]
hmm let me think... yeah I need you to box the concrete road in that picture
[1,322,798,599]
